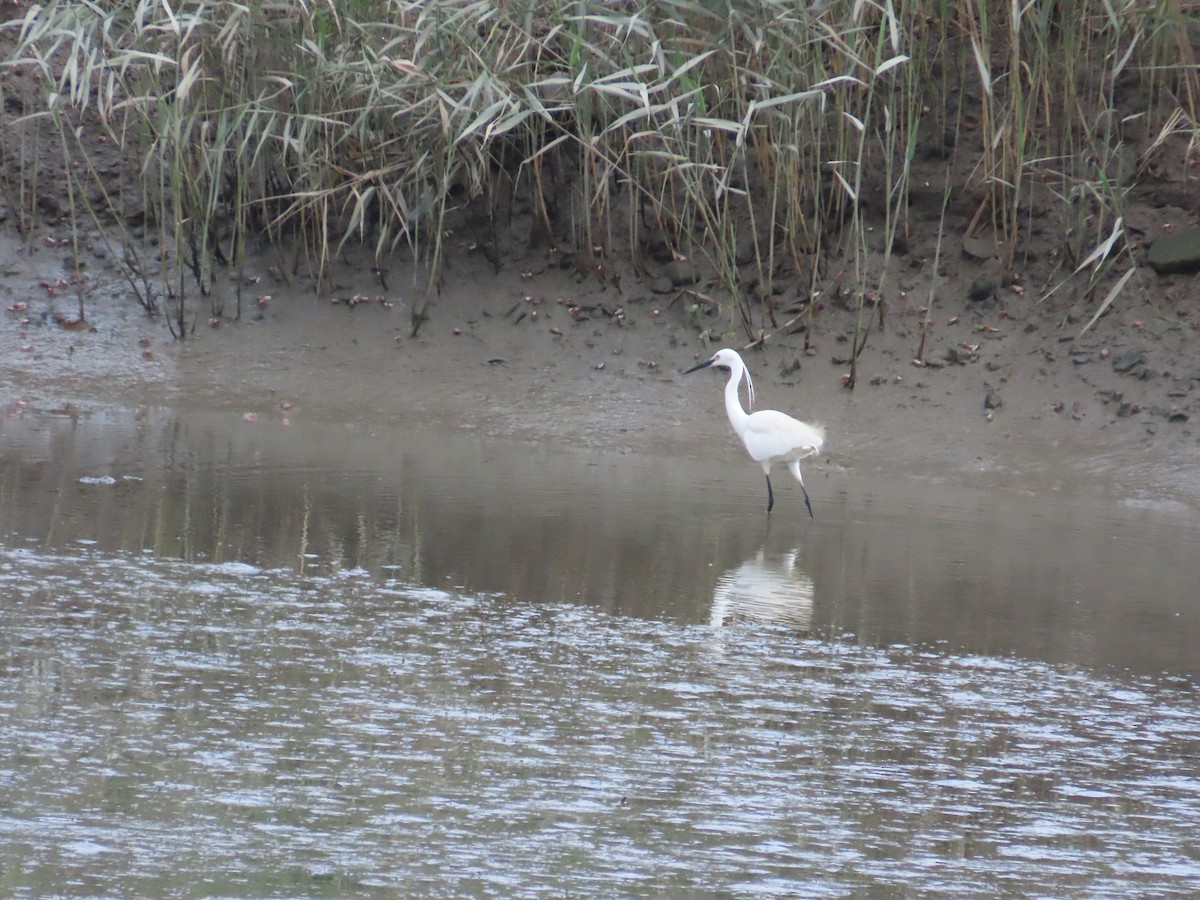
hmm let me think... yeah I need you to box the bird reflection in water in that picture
[710,548,814,631]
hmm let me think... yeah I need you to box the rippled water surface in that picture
[2,409,1199,896]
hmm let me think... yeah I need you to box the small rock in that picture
[962,236,1000,262]
[662,258,700,287]
[1113,349,1147,374]
[37,194,61,217]
[969,278,995,302]
[984,382,1003,410]
[1150,404,1189,422]
[1147,227,1200,275]
[1117,401,1139,417]
[649,277,675,295]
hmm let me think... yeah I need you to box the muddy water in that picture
[2,408,1199,895]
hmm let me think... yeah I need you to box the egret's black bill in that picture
[684,358,715,374]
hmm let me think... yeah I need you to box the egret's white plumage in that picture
[685,348,825,518]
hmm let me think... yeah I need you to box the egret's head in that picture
[684,347,742,374]
[684,348,753,409]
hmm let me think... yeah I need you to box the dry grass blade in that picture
[1074,216,1123,275]
[1080,266,1136,336]
[970,37,992,98]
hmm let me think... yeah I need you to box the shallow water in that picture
[2,408,1199,895]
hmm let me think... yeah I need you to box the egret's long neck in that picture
[723,364,750,434]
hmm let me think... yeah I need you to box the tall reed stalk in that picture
[1,0,1193,343]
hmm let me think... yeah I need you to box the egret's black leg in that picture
[766,474,775,513]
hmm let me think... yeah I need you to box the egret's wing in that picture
[742,410,825,462]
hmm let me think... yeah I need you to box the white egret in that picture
[685,348,825,518]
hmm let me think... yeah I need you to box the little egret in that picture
[685,348,825,518]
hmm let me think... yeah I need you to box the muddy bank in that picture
[2,218,1199,510]
[4,0,1200,513]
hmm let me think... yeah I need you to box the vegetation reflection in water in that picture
[2,408,1200,894]
[4,408,1199,675]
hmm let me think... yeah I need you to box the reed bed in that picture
[1,0,1195,343]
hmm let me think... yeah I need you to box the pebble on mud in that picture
[960,236,1001,261]
[662,258,700,287]
[968,278,995,302]
[1112,349,1147,375]
[1146,227,1200,275]
[1116,401,1140,417]
[984,382,1003,410]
